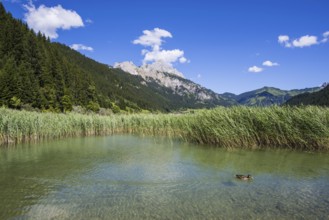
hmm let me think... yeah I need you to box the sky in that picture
[2,0,329,94]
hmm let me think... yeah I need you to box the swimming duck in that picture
[235,174,253,180]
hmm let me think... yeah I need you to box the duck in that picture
[235,174,253,180]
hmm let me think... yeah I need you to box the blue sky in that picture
[2,0,329,94]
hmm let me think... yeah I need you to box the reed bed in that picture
[1,106,328,151]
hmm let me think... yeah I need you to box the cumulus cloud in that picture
[278,35,292,48]
[292,35,318,48]
[248,66,263,73]
[278,35,289,43]
[179,57,188,63]
[133,28,188,67]
[322,31,329,43]
[70,44,93,52]
[262,60,279,67]
[278,32,329,48]
[24,3,84,39]
[143,49,184,64]
[133,28,172,50]
[248,60,279,73]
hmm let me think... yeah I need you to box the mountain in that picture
[114,61,233,107]
[0,3,324,112]
[221,86,322,106]
[285,84,329,106]
[0,3,155,112]
[0,3,231,113]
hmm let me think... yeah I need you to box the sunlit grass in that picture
[1,106,328,151]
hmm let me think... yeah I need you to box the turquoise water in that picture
[1,135,329,219]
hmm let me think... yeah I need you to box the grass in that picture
[1,106,329,151]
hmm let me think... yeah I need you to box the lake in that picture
[1,135,329,219]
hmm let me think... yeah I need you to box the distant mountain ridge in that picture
[285,84,329,106]
[114,60,324,107]
[221,86,322,106]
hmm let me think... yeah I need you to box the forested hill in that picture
[1,4,92,112]
[285,85,329,106]
[221,86,321,106]
[0,3,231,113]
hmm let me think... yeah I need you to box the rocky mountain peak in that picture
[114,61,225,103]
[141,61,184,78]
[114,61,184,78]
[113,61,139,75]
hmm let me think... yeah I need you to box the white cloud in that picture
[143,49,184,64]
[248,66,263,73]
[278,32,329,48]
[133,28,172,50]
[278,35,289,43]
[278,35,292,48]
[85,18,93,24]
[70,44,93,52]
[322,31,329,43]
[323,31,329,38]
[133,28,188,67]
[262,60,279,67]
[197,74,202,79]
[179,57,188,63]
[292,35,318,48]
[24,3,84,39]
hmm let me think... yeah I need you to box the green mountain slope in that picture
[285,85,329,106]
[56,43,232,109]
[0,3,231,112]
[1,3,322,111]
[221,86,321,106]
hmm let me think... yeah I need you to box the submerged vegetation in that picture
[1,106,328,151]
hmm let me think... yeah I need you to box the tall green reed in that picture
[1,106,328,150]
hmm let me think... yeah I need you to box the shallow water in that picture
[0,135,329,219]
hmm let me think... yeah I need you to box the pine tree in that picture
[61,94,73,112]
[0,57,20,104]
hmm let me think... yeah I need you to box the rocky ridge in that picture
[114,61,223,102]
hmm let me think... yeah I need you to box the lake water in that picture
[1,135,329,219]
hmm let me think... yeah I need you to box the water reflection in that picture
[0,135,328,219]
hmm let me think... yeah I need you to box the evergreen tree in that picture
[0,56,19,104]
[61,94,73,112]
[1,2,228,113]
